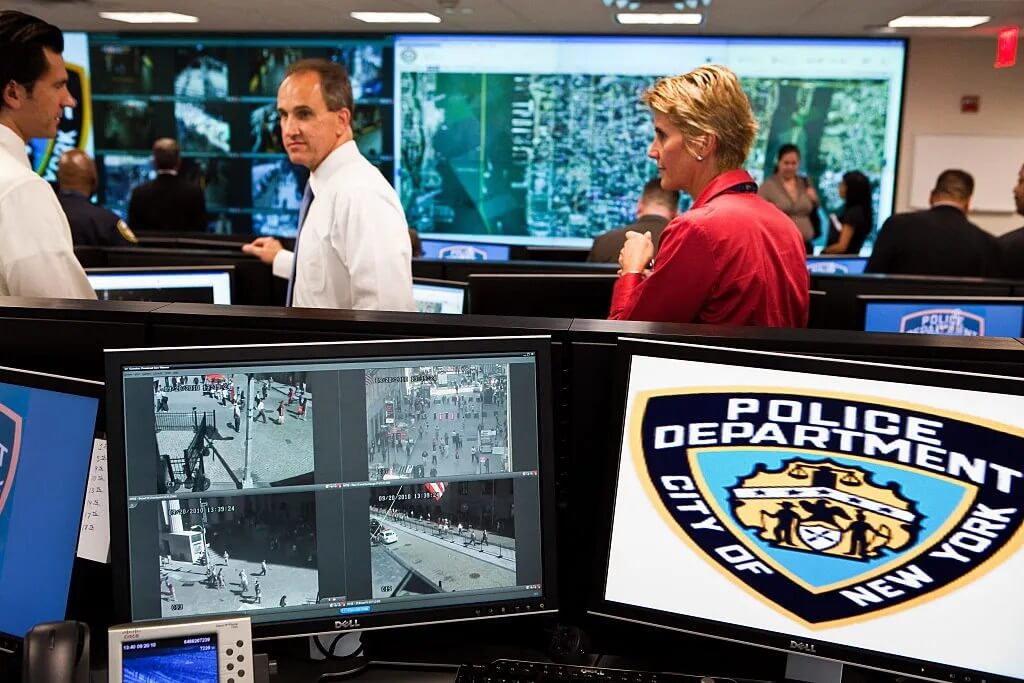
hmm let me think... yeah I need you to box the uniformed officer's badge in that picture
[899,308,983,336]
[117,220,139,244]
[0,403,24,517]
[636,389,1024,627]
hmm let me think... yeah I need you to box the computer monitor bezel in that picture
[805,255,869,276]
[0,365,104,650]
[858,295,1024,337]
[587,337,1024,683]
[411,277,468,315]
[104,336,559,641]
[86,266,236,306]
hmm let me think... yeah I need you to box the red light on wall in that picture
[995,26,1019,68]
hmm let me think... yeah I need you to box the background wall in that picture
[896,37,1024,236]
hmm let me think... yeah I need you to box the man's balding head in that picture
[152,137,181,171]
[930,169,974,212]
[56,148,97,195]
[637,177,680,220]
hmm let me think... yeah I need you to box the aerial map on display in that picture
[396,36,905,245]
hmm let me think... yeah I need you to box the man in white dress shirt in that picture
[243,59,414,311]
[0,11,94,299]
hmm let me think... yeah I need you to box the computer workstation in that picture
[412,279,468,315]
[87,267,234,306]
[103,337,558,679]
[860,295,1024,337]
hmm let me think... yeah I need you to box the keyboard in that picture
[455,659,706,683]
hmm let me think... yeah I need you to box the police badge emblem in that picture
[636,389,1024,627]
[899,308,983,336]
[0,403,24,517]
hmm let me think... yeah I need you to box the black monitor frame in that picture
[104,336,558,641]
[0,365,104,652]
[858,295,1024,337]
[86,265,236,306]
[588,337,1024,683]
[412,277,469,315]
[467,273,617,319]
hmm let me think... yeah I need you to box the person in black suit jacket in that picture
[587,178,679,263]
[866,169,1001,277]
[128,138,207,232]
[997,162,1024,278]
[56,149,137,246]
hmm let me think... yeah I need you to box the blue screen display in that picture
[864,303,1024,337]
[806,257,868,275]
[421,239,511,261]
[0,381,99,638]
[122,634,219,682]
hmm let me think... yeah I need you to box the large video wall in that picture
[73,34,905,248]
[88,36,392,236]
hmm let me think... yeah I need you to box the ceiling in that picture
[10,0,1024,37]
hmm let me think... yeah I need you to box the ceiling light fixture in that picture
[616,12,703,25]
[350,11,442,23]
[98,11,198,24]
[887,16,991,29]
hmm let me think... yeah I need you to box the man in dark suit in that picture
[866,169,1001,277]
[997,162,1024,278]
[128,138,206,232]
[587,178,679,263]
[56,149,137,246]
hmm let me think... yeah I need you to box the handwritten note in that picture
[77,438,110,563]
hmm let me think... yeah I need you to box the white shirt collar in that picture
[0,123,31,170]
[308,139,360,197]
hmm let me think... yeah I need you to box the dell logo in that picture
[334,619,361,630]
[790,640,816,654]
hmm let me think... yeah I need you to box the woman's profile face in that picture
[839,181,847,199]
[778,151,800,180]
[648,111,690,192]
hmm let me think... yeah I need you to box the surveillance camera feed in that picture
[90,37,392,235]
[395,35,905,250]
[118,351,544,624]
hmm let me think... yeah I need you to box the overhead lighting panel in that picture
[350,12,442,23]
[888,16,991,29]
[616,13,703,25]
[98,12,199,24]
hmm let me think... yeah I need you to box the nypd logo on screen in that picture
[638,391,1023,626]
[0,403,23,516]
[899,308,983,336]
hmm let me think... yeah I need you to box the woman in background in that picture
[759,144,820,253]
[822,171,873,255]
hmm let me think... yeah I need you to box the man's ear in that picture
[2,79,25,111]
[336,107,352,136]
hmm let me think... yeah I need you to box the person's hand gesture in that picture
[618,230,655,274]
[242,236,283,264]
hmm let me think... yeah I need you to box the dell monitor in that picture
[412,278,467,315]
[87,267,234,305]
[421,239,511,262]
[861,296,1024,337]
[105,337,556,641]
[806,257,868,276]
[0,366,102,652]
[592,337,1024,683]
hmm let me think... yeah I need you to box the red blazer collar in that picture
[691,169,758,209]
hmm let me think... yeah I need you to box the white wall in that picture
[896,37,1024,236]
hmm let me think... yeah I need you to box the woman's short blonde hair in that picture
[641,64,758,172]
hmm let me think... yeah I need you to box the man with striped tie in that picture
[243,59,414,311]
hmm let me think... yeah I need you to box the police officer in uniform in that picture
[57,149,137,246]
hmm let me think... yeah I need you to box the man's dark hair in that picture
[932,169,974,201]
[285,58,353,114]
[640,177,680,210]
[0,11,64,110]
[152,138,181,171]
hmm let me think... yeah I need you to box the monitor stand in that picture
[308,631,369,679]
[786,653,844,683]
